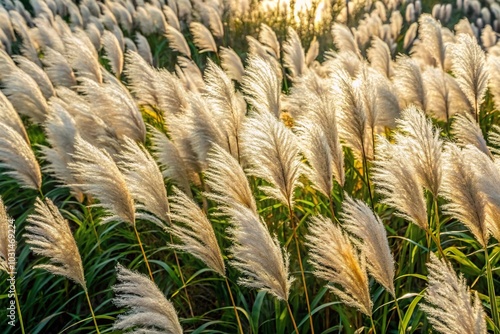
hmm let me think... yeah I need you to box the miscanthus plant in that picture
[2,0,500,333]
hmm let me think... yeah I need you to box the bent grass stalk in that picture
[286,300,299,334]
[485,248,500,334]
[84,288,100,334]
[225,276,244,334]
[133,225,154,282]
[12,282,25,334]
[288,204,314,334]
[169,233,195,318]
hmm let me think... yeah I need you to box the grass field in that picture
[0,0,500,333]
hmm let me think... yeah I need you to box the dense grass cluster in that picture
[1,0,500,333]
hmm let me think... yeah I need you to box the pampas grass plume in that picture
[421,254,486,334]
[168,187,225,276]
[227,204,292,301]
[342,195,395,295]
[113,264,183,334]
[25,198,86,289]
[307,215,372,316]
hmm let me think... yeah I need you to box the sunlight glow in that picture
[260,0,331,25]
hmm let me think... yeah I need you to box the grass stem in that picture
[288,205,314,334]
[133,225,154,282]
[169,238,194,318]
[225,277,244,334]
[485,247,500,334]
[84,289,100,334]
[370,315,377,334]
[13,284,25,334]
[286,300,300,334]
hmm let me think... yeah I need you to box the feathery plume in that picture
[0,123,41,190]
[466,142,500,240]
[77,77,146,143]
[165,24,191,58]
[247,35,273,60]
[227,204,292,301]
[342,195,395,295]
[394,55,426,110]
[423,67,471,122]
[25,198,86,289]
[190,22,217,54]
[451,113,490,157]
[69,137,135,225]
[404,22,418,50]
[63,29,102,83]
[102,30,124,78]
[333,69,368,160]
[418,14,446,69]
[367,37,393,78]
[41,48,77,88]
[421,254,487,334]
[373,137,428,229]
[296,121,333,198]
[13,55,55,99]
[205,144,257,213]
[0,91,28,143]
[163,5,180,31]
[206,6,223,39]
[156,68,190,116]
[487,56,500,110]
[289,73,344,186]
[241,55,281,117]
[136,32,153,65]
[332,23,360,57]
[54,87,121,155]
[259,23,280,58]
[31,18,65,53]
[1,67,49,123]
[149,127,193,197]
[124,50,162,110]
[220,47,244,82]
[10,11,41,66]
[116,137,170,226]
[242,111,302,208]
[454,18,475,37]
[395,106,443,196]
[168,187,225,276]
[283,27,305,79]
[305,37,319,67]
[203,59,245,160]
[185,94,227,167]
[113,264,183,334]
[307,215,372,315]
[41,102,84,202]
[441,144,489,246]
[176,57,205,91]
[450,34,489,121]
[373,73,400,129]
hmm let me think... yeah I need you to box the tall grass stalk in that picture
[361,147,374,211]
[288,205,314,333]
[133,225,154,282]
[485,248,500,333]
[286,300,299,334]
[169,233,194,318]
[225,276,244,334]
[429,198,445,259]
[84,289,100,334]
[370,315,377,334]
[12,284,25,334]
